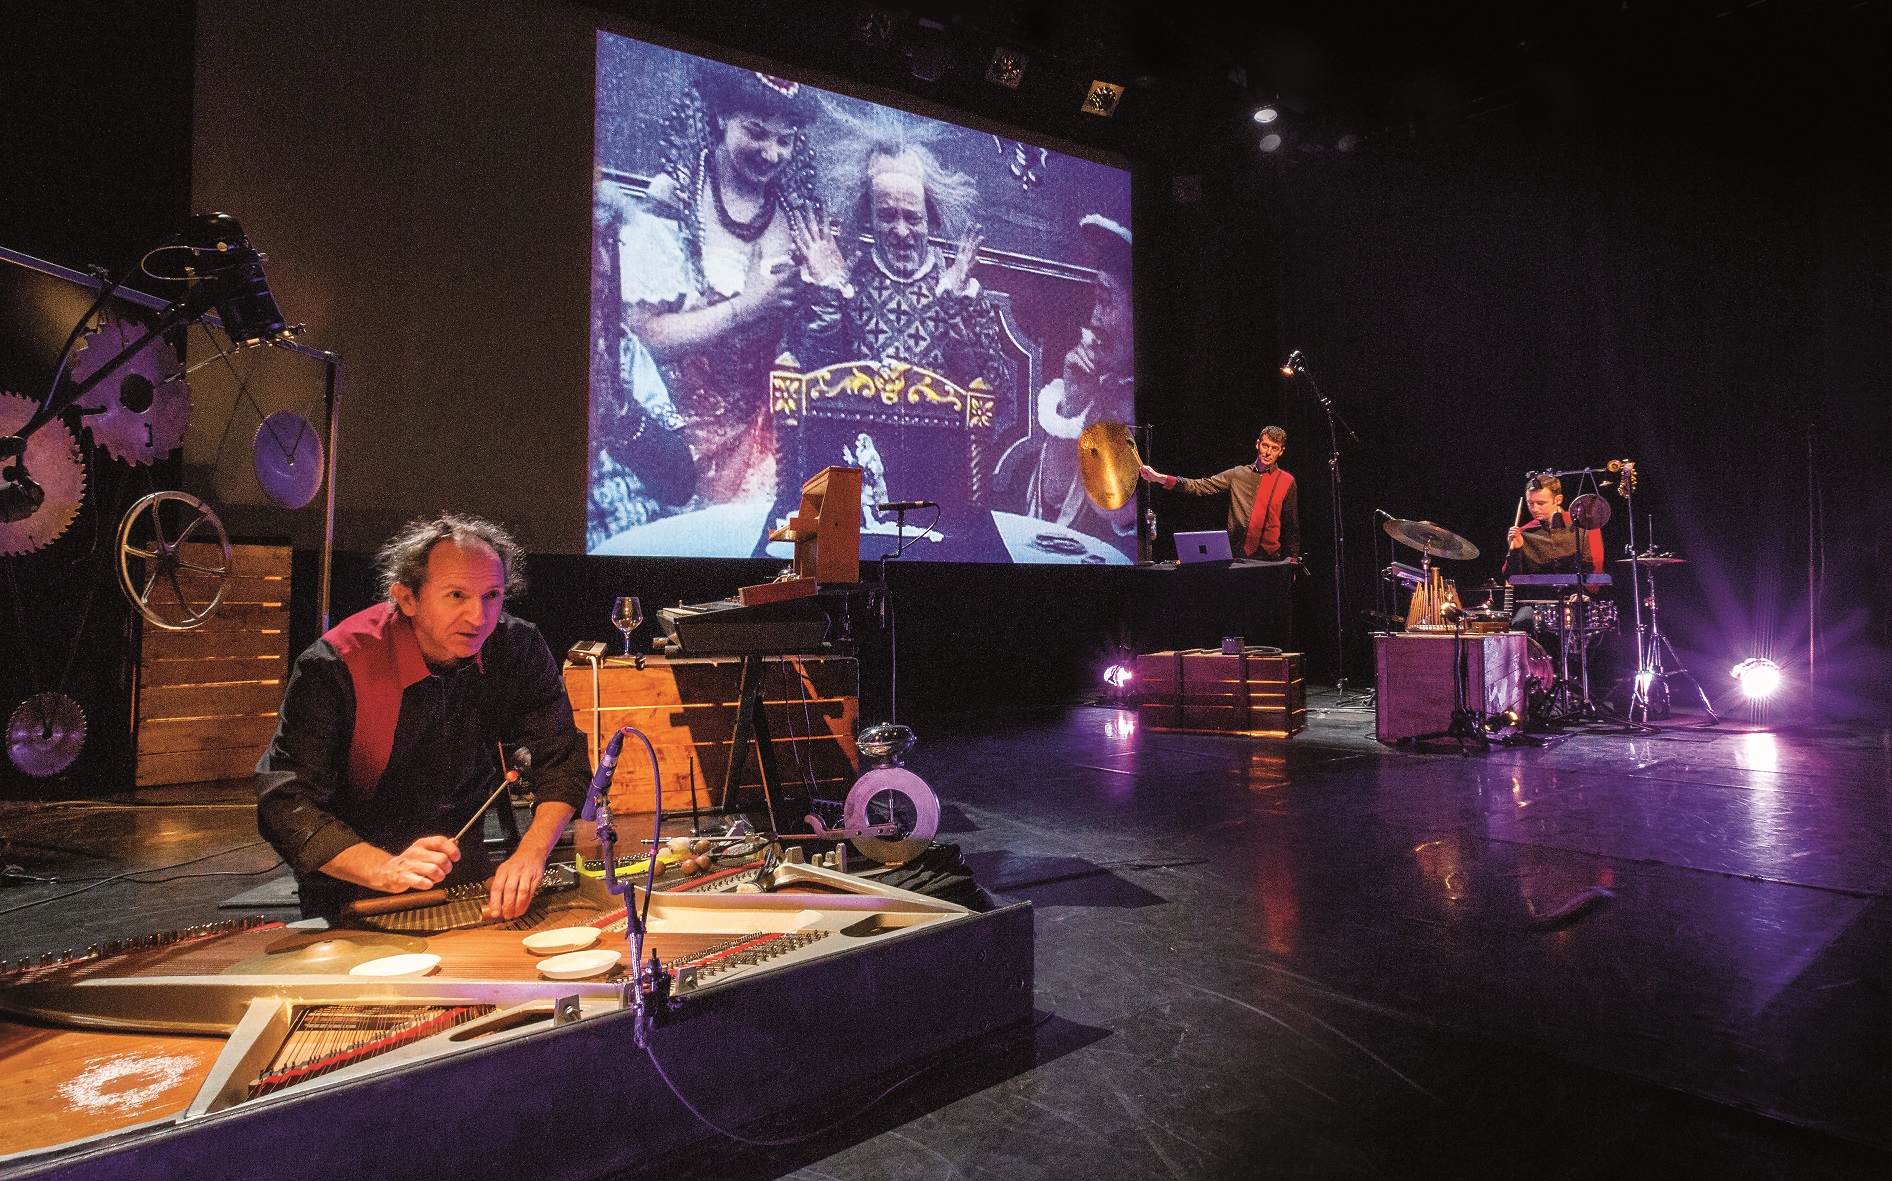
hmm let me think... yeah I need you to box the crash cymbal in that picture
[1077,419,1140,512]
[1382,518,1480,561]
[1617,552,1687,566]
[1569,492,1611,530]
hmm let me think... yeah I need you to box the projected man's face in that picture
[1089,271,1132,371]
[870,172,930,277]
[719,115,799,191]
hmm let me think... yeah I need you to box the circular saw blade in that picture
[7,692,87,778]
[67,320,192,465]
[0,391,86,556]
[843,766,941,866]
[252,410,325,509]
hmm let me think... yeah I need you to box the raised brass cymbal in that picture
[1382,518,1480,561]
[1078,420,1141,512]
[1617,552,1687,566]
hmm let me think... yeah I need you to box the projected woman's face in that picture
[719,115,799,190]
[870,172,930,277]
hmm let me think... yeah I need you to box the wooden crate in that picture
[1373,632,1537,742]
[135,544,291,786]
[1135,648,1306,738]
[565,654,859,814]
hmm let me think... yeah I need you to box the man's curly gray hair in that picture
[375,513,527,600]
[817,100,979,239]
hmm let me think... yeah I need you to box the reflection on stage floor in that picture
[4,695,1889,1180]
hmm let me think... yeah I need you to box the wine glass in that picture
[611,596,643,657]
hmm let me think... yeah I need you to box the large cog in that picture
[67,320,193,465]
[0,391,86,556]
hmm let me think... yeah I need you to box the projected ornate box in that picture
[1135,648,1307,738]
[563,654,859,814]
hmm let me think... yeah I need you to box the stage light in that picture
[1103,664,1133,688]
[1259,133,1283,152]
[986,46,1027,88]
[1731,657,1782,700]
[1081,80,1124,117]
[1252,104,1279,124]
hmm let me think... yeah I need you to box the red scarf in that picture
[1242,467,1292,557]
[322,602,432,797]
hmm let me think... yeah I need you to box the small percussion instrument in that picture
[1534,599,1618,635]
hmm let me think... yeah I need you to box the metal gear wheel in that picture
[67,320,193,465]
[6,692,87,778]
[116,490,233,631]
[0,391,87,556]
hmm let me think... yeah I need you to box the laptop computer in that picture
[1174,530,1234,564]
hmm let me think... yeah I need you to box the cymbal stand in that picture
[1283,355,1364,700]
[1631,550,1718,724]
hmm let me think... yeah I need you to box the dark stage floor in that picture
[4,696,1890,1179]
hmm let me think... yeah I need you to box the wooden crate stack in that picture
[134,543,291,786]
[1135,648,1307,738]
[563,654,859,814]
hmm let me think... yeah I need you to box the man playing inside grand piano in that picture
[256,514,591,921]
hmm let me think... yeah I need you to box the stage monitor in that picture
[588,30,1134,564]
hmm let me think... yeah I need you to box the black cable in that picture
[0,840,269,917]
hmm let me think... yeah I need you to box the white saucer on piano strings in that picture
[348,952,441,978]
[537,948,621,979]
[521,927,601,955]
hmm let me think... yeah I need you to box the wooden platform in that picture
[134,544,290,787]
[1134,648,1308,738]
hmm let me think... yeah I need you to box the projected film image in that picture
[588,31,1134,563]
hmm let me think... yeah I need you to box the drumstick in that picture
[451,769,520,844]
[1512,496,1525,530]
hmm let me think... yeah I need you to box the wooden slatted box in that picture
[564,654,859,814]
[135,543,290,786]
[1135,648,1306,738]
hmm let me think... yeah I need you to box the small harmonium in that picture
[1507,573,1611,587]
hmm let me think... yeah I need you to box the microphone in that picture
[1441,602,1465,624]
[1279,349,1304,376]
[876,500,936,512]
[582,728,629,821]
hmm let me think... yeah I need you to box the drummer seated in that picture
[1503,474,1605,631]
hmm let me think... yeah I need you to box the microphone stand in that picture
[1285,356,1363,701]
[878,507,908,725]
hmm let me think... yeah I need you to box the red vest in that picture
[1243,467,1293,557]
[322,602,432,797]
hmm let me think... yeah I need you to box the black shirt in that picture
[255,611,589,918]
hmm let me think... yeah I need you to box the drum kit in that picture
[1378,483,1709,730]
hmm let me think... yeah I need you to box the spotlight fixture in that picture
[1731,657,1782,700]
[986,45,1027,88]
[1259,132,1283,152]
[1103,664,1134,688]
[906,17,952,82]
[1081,80,1124,117]
[1252,104,1279,124]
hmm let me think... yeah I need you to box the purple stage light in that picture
[1731,657,1782,700]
